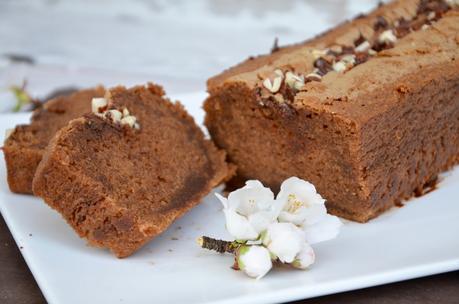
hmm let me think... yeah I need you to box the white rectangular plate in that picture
[1,93,458,304]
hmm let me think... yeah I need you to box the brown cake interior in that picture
[33,84,232,257]
[3,87,105,194]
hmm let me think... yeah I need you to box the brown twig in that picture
[197,236,240,254]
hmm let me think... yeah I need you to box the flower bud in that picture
[292,243,315,269]
[237,245,272,279]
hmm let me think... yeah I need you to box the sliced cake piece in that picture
[32,83,233,258]
[4,87,105,194]
[204,0,459,222]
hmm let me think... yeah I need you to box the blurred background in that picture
[0,0,381,112]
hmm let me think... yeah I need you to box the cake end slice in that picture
[3,87,105,194]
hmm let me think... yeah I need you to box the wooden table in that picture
[1,214,458,304]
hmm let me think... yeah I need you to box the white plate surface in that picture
[0,93,458,304]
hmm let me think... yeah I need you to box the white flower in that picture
[216,180,281,241]
[292,243,315,269]
[262,222,304,263]
[276,177,342,244]
[277,177,327,226]
[237,245,272,279]
[303,214,342,244]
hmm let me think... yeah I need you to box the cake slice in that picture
[4,87,105,194]
[204,0,459,222]
[33,84,232,257]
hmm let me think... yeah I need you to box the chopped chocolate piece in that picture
[354,52,370,65]
[354,34,367,47]
[314,57,333,75]
[341,46,355,54]
[395,18,412,37]
[374,15,389,30]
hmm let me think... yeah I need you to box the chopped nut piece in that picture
[285,71,305,90]
[105,109,122,123]
[446,0,459,8]
[263,76,283,93]
[101,106,139,129]
[121,115,137,127]
[355,41,371,53]
[332,61,347,73]
[311,49,329,60]
[305,72,322,82]
[368,49,377,56]
[274,69,284,78]
[273,94,285,104]
[91,97,108,114]
[427,11,436,20]
[340,54,356,65]
[378,30,397,44]
[421,24,430,30]
[329,45,342,54]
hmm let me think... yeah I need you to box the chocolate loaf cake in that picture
[4,87,105,194]
[33,84,232,257]
[204,0,459,222]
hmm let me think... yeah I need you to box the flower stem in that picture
[197,236,240,254]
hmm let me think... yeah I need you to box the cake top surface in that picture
[208,0,459,124]
[4,87,105,150]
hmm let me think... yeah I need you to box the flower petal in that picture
[277,177,327,226]
[244,180,265,189]
[215,192,228,209]
[303,214,342,244]
[248,211,274,234]
[278,203,327,226]
[228,182,274,216]
[224,209,259,241]
[278,177,323,205]
[263,222,305,263]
